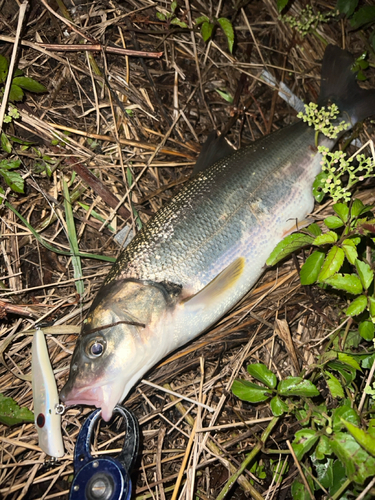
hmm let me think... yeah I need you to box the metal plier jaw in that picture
[69,406,139,500]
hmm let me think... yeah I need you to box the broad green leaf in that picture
[330,459,347,495]
[342,239,358,265]
[12,76,47,93]
[369,296,375,320]
[247,363,277,389]
[346,295,367,316]
[351,198,365,217]
[318,246,344,281]
[325,371,344,399]
[327,361,356,385]
[217,18,234,53]
[291,478,313,500]
[300,250,325,285]
[337,353,361,371]
[323,273,362,294]
[0,159,21,170]
[324,216,344,229]
[9,83,24,101]
[0,54,9,83]
[315,435,333,459]
[311,455,334,489]
[171,0,178,13]
[337,0,358,17]
[215,89,234,103]
[369,420,375,438]
[305,223,321,236]
[278,377,319,397]
[361,353,375,369]
[1,132,12,153]
[0,394,34,426]
[333,203,349,222]
[355,259,374,290]
[359,320,374,341]
[231,379,272,403]
[195,15,209,25]
[277,0,289,12]
[270,396,288,416]
[313,231,338,245]
[156,12,166,20]
[331,432,375,484]
[266,233,314,266]
[292,429,320,461]
[0,169,24,193]
[201,21,214,42]
[313,171,329,202]
[332,404,360,433]
[341,419,375,457]
[350,5,375,30]
[170,18,188,28]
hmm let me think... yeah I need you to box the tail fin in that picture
[319,45,375,125]
[193,131,234,175]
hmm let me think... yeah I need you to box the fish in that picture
[32,329,64,457]
[60,45,375,421]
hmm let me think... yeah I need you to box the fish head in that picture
[60,279,172,421]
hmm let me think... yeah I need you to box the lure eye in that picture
[36,413,45,428]
[86,338,105,358]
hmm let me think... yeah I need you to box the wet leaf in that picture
[341,419,375,457]
[333,404,360,433]
[333,202,349,222]
[247,363,277,389]
[201,21,214,42]
[359,320,374,341]
[12,76,47,93]
[331,432,375,484]
[324,216,344,229]
[355,259,374,290]
[266,233,314,266]
[323,273,362,294]
[313,231,338,245]
[270,396,288,416]
[231,379,272,403]
[278,377,319,397]
[345,295,367,317]
[300,250,325,285]
[0,394,34,426]
[325,371,344,399]
[292,429,320,461]
[318,246,345,281]
[217,18,234,53]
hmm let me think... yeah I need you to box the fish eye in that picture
[86,338,105,358]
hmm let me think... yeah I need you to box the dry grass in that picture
[0,0,374,498]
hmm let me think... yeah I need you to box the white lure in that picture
[32,329,64,458]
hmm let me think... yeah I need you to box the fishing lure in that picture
[32,328,64,458]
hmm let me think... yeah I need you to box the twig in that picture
[36,43,163,58]
[286,440,315,500]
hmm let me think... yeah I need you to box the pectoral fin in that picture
[182,257,245,311]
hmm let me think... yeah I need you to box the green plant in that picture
[195,15,234,54]
[0,393,34,426]
[0,55,47,102]
[280,5,336,38]
[156,1,188,28]
[337,0,375,51]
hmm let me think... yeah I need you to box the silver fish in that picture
[60,46,375,421]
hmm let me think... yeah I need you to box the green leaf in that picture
[217,17,234,53]
[201,21,214,42]
[369,420,375,438]
[0,168,24,193]
[9,83,24,102]
[305,223,321,236]
[0,394,34,426]
[170,18,188,28]
[313,171,329,202]
[332,404,360,433]
[156,12,166,21]
[345,295,367,317]
[270,396,288,416]
[324,216,344,229]
[300,250,325,285]
[369,296,375,320]
[215,88,234,103]
[327,361,356,385]
[350,5,375,30]
[0,55,9,83]
[278,377,319,397]
[247,363,277,389]
[314,231,338,245]
[291,478,313,500]
[325,371,344,399]
[333,202,349,222]
[311,455,334,489]
[337,0,358,17]
[331,432,375,484]
[0,159,21,170]
[355,259,374,290]
[12,76,47,93]
[362,353,375,369]
[266,233,314,266]
[351,199,365,217]
[195,15,209,25]
[342,239,358,265]
[318,246,344,281]
[330,459,347,495]
[359,320,374,341]
[337,353,361,371]
[292,429,320,461]
[277,0,289,12]
[341,419,375,457]
[315,435,333,459]
[1,132,12,153]
[323,273,362,294]
[171,0,178,13]
[231,379,272,403]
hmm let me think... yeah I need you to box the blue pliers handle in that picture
[69,406,139,500]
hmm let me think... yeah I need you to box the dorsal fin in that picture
[193,131,235,175]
